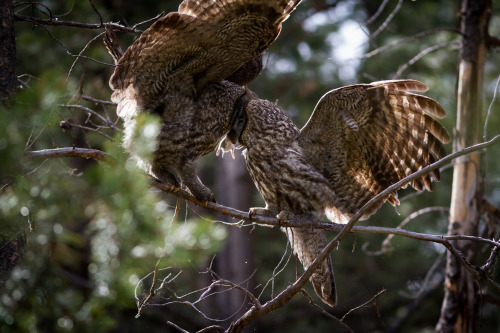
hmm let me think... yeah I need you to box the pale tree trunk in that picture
[199,153,256,325]
[0,0,16,102]
[436,0,491,332]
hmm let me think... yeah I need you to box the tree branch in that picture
[24,134,500,332]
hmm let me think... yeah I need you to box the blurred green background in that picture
[1,0,500,332]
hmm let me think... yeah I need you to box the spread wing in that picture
[298,80,450,221]
[109,0,301,115]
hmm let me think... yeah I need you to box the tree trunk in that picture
[0,0,16,102]
[436,1,491,332]
[199,152,256,326]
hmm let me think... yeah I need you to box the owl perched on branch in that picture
[226,80,451,306]
[106,0,302,202]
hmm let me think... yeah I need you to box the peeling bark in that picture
[436,1,491,332]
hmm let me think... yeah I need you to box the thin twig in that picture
[394,41,460,78]
[80,95,117,106]
[484,74,500,141]
[136,260,162,317]
[370,0,402,40]
[14,14,143,33]
[340,289,387,322]
[363,28,462,58]
[67,31,108,80]
[381,206,450,252]
[298,289,354,333]
[25,147,110,162]
[365,0,389,25]
[59,104,117,129]
[228,134,500,333]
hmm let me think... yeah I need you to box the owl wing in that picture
[298,80,451,221]
[110,0,301,115]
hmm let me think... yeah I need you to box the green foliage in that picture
[0,69,226,331]
[2,0,500,332]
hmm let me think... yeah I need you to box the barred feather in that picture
[237,81,449,307]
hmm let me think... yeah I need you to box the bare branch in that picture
[67,31,108,80]
[80,95,116,106]
[370,0,402,40]
[87,0,103,26]
[59,104,117,129]
[381,206,450,252]
[393,41,460,79]
[298,289,354,333]
[363,28,462,59]
[365,0,389,26]
[341,289,387,322]
[14,14,142,33]
[484,73,500,141]
[167,321,191,333]
[480,240,500,273]
[24,135,500,331]
[228,134,500,332]
[136,260,162,317]
[25,147,111,163]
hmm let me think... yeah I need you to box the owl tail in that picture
[283,227,337,307]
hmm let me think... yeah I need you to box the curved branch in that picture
[25,147,111,163]
[363,28,462,59]
[14,14,141,33]
[25,135,500,332]
[228,134,500,332]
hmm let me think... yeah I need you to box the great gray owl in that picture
[107,0,302,202]
[226,80,451,306]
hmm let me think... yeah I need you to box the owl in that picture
[226,80,451,306]
[107,0,302,202]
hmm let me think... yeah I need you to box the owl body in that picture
[107,0,302,201]
[241,100,337,216]
[229,80,450,306]
[238,98,339,306]
[120,81,246,201]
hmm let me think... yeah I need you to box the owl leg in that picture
[176,161,215,203]
[249,204,280,218]
[150,164,179,189]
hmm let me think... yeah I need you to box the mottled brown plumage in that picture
[227,80,451,306]
[107,0,301,201]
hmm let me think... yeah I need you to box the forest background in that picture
[1,0,500,332]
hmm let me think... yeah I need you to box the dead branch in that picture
[25,147,110,162]
[298,289,353,333]
[80,95,117,106]
[340,289,387,322]
[363,28,462,58]
[14,14,141,33]
[484,73,500,141]
[365,0,389,25]
[59,104,117,129]
[228,134,500,332]
[393,41,460,79]
[370,0,402,41]
[381,206,450,253]
[24,134,500,331]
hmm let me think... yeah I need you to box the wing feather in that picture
[299,80,450,221]
[110,0,302,112]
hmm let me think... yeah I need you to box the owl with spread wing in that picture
[226,80,450,306]
[107,0,302,202]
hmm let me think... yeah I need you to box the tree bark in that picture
[436,1,491,332]
[0,0,16,102]
[199,153,256,326]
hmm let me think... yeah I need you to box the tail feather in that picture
[283,226,337,307]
